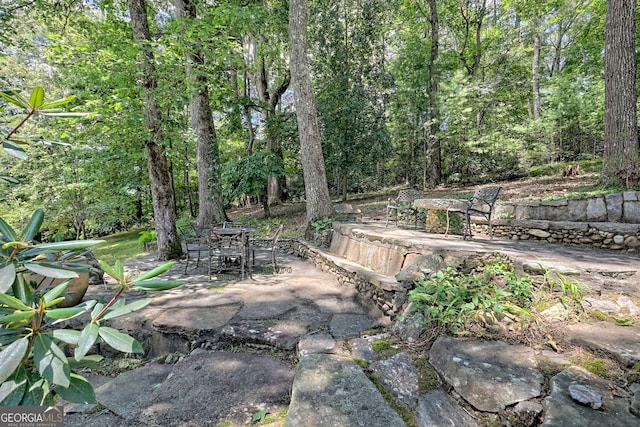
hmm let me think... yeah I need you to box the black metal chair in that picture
[385,189,423,228]
[208,228,247,279]
[178,224,209,274]
[445,186,502,240]
[250,224,284,274]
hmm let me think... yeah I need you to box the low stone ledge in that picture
[469,219,640,253]
[297,243,407,319]
[325,254,404,292]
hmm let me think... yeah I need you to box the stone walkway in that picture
[63,227,640,426]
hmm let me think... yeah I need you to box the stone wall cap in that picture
[589,222,640,233]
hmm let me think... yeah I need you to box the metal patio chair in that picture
[385,189,423,228]
[445,186,502,240]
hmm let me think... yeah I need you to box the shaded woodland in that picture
[1,0,638,258]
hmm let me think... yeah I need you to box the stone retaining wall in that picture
[282,236,411,320]
[495,191,640,223]
[482,220,640,252]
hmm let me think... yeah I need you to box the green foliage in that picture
[251,410,268,423]
[409,259,533,333]
[311,217,332,233]
[371,338,392,352]
[543,270,586,301]
[222,151,285,206]
[0,209,184,404]
[0,86,184,405]
[138,230,157,247]
[433,210,463,235]
[480,260,533,306]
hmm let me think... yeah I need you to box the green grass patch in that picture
[579,357,609,379]
[528,159,603,177]
[92,228,152,265]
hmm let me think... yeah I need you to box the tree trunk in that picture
[426,0,441,186]
[246,38,291,206]
[289,0,333,227]
[127,0,181,260]
[532,32,541,120]
[174,0,227,228]
[603,0,639,187]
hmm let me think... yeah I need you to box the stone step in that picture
[284,353,406,427]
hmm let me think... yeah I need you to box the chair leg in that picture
[271,249,277,273]
[488,215,493,240]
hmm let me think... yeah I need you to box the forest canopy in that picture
[0,0,636,240]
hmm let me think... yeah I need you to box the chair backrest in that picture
[397,189,423,204]
[223,221,248,229]
[469,186,502,213]
[178,224,200,239]
[209,229,245,250]
[271,224,284,248]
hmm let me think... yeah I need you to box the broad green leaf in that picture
[45,305,87,320]
[0,217,17,241]
[90,302,104,319]
[0,337,29,384]
[29,86,45,108]
[114,260,124,280]
[102,299,151,320]
[25,263,78,279]
[40,95,75,109]
[39,111,90,117]
[132,279,185,291]
[75,323,99,361]
[33,333,70,387]
[20,378,53,406]
[2,140,27,160]
[0,310,34,323]
[0,366,27,405]
[54,373,96,404]
[49,300,95,325]
[42,280,69,303]
[0,91,29,109]
[20,208,44,241]
[98,326,143,354]
[50,329,81,345]
[98,260,121,281]
[29,239,105,253]
[0,292,32,310]
[68,354,103,369]
[133,261,176,282]
[11,276,32,305]
[43,297,66,309]
[0,263,16,293]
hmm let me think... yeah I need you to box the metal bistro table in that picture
[208,227,253,279]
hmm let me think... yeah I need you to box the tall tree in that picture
[127,0,181,259]
[288,0,332,226]
[426,0,441,185]
[174,0,227,228]
[603,0,638,187]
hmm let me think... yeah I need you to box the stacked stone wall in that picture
[496,191,640,223]
[478,221,640,252]
[284,237,409,319]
